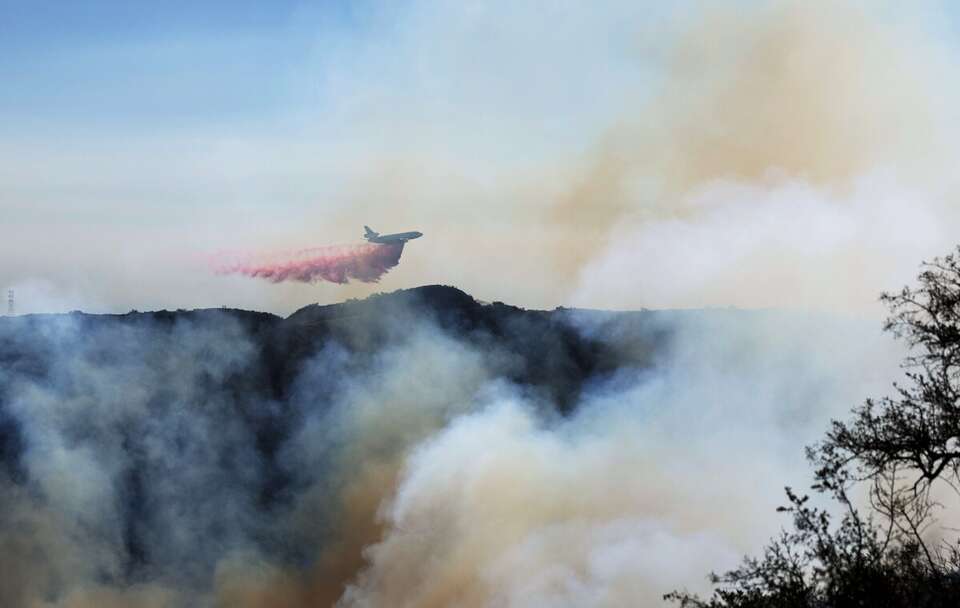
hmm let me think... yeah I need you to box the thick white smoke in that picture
[574,175,946,311]
[333,310,904,607]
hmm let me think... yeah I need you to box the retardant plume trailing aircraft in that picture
[364,226,424,244]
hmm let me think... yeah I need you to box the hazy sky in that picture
[3,0,960,314]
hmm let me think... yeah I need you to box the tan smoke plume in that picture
[286,0,960,312]
[550,0,958,307]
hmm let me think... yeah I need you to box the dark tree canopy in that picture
[669,247,960,608]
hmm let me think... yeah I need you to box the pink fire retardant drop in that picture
[212,243,405,284]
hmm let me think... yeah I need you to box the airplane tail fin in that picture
[364,225,378,238]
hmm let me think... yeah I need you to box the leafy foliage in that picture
[669,248,960,607]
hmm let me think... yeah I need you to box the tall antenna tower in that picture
[7,289,13,316]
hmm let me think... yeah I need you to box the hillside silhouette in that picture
[0,284,852,607]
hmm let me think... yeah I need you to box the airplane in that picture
[364,226,423,244]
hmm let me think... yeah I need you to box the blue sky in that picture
[0,1,659,138]
[0,1,370,133]
[3,1,959,136]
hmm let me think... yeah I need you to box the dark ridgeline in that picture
[0,285,673,408]
[0,284,688,598]
[274,284,672,412]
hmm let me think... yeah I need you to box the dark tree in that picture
[668,247,960,607]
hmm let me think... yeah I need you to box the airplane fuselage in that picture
[364,226,423,244]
